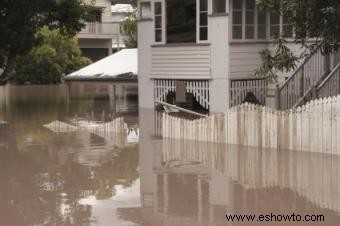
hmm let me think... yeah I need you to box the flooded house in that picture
[137,0,340,113]
[77,0,118,62]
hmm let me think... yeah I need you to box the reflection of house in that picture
[138,0,340,112]
[78,0,118,62]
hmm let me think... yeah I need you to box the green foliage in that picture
[256,0,340,80]
[15,46,61,84]
[256,38,298,81]
[0,0,92,81]
[121,10,138,48]
[14,28,92,84]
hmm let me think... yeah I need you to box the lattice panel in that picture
[154,79,210,109]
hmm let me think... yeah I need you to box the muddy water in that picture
[1,84,340,226]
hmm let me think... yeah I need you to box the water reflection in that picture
[0,84,139,226]
[2,84,340,226]
[137,109,340,226]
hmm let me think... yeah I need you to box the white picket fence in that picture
[162,95,340,155]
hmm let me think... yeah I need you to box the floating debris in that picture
[43,121,78,133]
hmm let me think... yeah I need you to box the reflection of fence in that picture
[163,96,340,154]
[162,138,340,212]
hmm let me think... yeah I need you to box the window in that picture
[245,0,255,39]
[231,0,293,41]
[282,13,293,38]
[269,13,280,38]
[213,0,226,13]
[166,0,196,43]
[154,2,163,42]
[257,9,267,39]
[199,0,208,41]
[232,0,243,39]
[153,0,209,44]
[140,2,151,19]
[89,9,102,22]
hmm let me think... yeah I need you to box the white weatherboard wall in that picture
[150,45,211,80]
[229,43,305,81]
[229,43,268,79]
[162,96,340,155]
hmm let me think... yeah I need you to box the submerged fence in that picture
[162,96,340,155]
[44,117,129,148]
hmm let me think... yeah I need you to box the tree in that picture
[0,0,92,84]
[14,28,92,84]
[256,0,340,80]
[121,10,138,48]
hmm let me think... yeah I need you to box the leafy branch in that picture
[256,37,298,82]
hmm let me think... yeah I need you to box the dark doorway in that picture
[81,48,108,62]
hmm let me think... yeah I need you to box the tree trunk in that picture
[0,54,16,85]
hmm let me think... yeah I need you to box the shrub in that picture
[14,28,92,84]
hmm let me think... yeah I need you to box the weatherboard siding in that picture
[229,43,268,79]
[150,45,211,80]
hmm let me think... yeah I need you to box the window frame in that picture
[244,0,256,40]
[153,1,166,43]
[197,0,209,43]
[212,0,227,14]
[230,0,295,42]
[231,0,243,40]
[152,0,210,45]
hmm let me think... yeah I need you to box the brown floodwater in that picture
[0,84,340,226]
